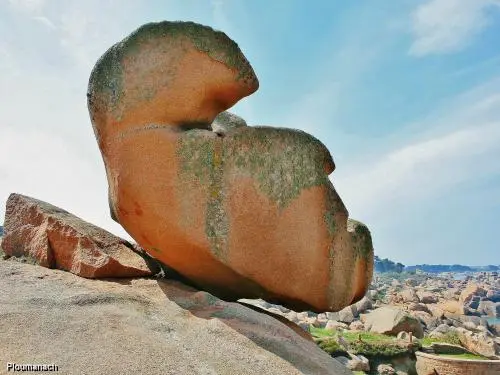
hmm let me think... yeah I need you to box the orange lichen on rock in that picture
[1,193,153,278]
[87,20,374,312]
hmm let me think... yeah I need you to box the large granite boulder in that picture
[0,260,351,375]
[1,194,152,278]
[360,306,424,338]
[87,20,374,312]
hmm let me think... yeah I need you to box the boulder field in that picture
[87,20,374,312]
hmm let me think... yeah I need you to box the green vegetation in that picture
[374,255,405,273]
[439,353,489,361]
[348,219,373,260]
[419,332,462,347]
[311,326,419,358]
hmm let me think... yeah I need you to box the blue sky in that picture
[1,0,499,265]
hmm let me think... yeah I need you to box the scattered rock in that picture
[408,302,430,313]
[336,354,370,372]
[355,296,373,314]
[416,291,438,304]
[460,283,486,304]
[479,300,500,318]
[325,320,348,331]
[437,300,465,315]
[377,363,396,375]
[361,307,424,338]
[338,305,357,323]
[211,111,247,135]
[399,288,420,303]
[349,320,365,331]
[486,289,500,302]
[456,327,500,359]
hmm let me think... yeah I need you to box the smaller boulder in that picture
[377,363,396,375]
[336,354,369,372]
[486,289,500,303]
[355,296,373,314]
[325,320,348,331]
[361,307,424,338]
[210,111,247,135]
[338,305,356,323]
[416,291,438,304]
[460,283,486,304]
[399,288,419,303]
[1,194,153,278]
[349,320,365,331]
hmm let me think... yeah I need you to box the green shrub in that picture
[314,328,418,358]
[317,338,347,356]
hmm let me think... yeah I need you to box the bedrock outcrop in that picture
[1,193,152,278]
[0,260,351,375]
[87,20,374,312]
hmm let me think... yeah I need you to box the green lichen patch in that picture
[176,130,229,259]
[224,127,334,209]
[176,130,216,185]
[125,21,256,83]
[88,21,257,123]
[348,219,373,261]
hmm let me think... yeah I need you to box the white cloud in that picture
[334,82,500,222]
[33,15,55,30]
[409,0,500,56]
[8,0,44,12]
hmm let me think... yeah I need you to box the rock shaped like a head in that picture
[87,21,373,312]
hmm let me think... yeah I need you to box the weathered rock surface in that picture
[0,260,351,375]
[87,20,373,312]
[416,291,438,304]
[361,307,424,338]
[211,111,247,135]
[1,194,152,278]
[460,283,486,304]
[437,300,465,315]
[456,327,500,359]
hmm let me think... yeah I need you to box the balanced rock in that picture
[1,194,152,278]
[87,20,373,312]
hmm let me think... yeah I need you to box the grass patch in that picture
[312,326,419,357]
[439,353,489,361]
[419,332,462,347]
[310,326,335,338]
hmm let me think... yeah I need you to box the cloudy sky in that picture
[1,0,499,265]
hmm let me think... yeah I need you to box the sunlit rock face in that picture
[87,20,373,312]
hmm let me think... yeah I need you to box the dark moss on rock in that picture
[176,130,229,259]
[348,219,373,261]
[225,126,334,209]
[87,21,258,124]
[211,111,247,135]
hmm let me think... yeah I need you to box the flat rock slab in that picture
[1,193,152,278]
[0,261,351,375]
